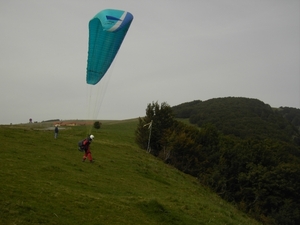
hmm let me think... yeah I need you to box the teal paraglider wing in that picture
[86,9,133,85]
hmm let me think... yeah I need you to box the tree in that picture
[93,121,101,129]
[135,101,175,156]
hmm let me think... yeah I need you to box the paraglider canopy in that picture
[86,9,133,85]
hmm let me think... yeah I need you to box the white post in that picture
[144,120,153,153]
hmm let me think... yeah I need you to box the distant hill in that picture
[172,97,300,146]
[277,106,300,130]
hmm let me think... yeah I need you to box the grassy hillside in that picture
[0,120,261,225]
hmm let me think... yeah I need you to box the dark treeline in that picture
[173,98,300,145]
[135,98,300,225]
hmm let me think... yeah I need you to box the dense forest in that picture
[135,98,300,225]
[173,98,300,145]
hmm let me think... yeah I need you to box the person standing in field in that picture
[54,125,59,139]
[81,134,94,163]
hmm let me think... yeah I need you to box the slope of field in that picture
[0,120,261,225]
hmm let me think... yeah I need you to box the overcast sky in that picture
[0,0,299,124]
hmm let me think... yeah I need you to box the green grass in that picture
[0,120,261,225]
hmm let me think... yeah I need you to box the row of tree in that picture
[135,99,300,225]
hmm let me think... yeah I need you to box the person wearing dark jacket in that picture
[54,125,59,139]
[82,134,94,163]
